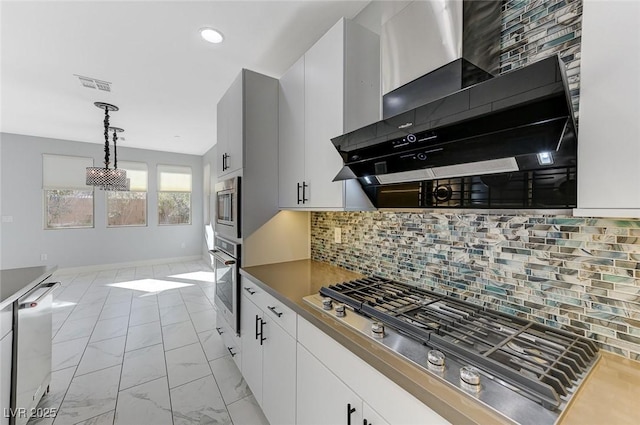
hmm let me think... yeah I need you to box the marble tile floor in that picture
[28,260,269,425]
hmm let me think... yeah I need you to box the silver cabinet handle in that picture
[267,306,283,318]
[20,282,60,309]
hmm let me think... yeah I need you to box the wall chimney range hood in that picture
[331,1,577,209]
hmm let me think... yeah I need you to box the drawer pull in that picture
[215,327,224,335]
[267,306,283,317]
[244,287,256,295]
[347,403,356,425]
[227,346,236,357]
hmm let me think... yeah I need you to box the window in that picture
[107,161,148,227]
[157,164,192,225]
[43,154,94,229]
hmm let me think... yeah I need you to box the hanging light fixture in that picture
[107,126,130,191]
[86,102,128,190]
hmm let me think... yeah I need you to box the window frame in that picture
[42,154,95,230]
[157,164,193,226]
[106,161,149,228]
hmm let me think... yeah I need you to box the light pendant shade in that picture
[86,167,129,189]
[86,103,129,190]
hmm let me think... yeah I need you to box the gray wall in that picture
[0,132,203,269]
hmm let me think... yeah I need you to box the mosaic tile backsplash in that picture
[500,0,582,118]
[311,212,640,360]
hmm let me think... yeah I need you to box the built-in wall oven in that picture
[214,176,241,240]
[211,235,240,335]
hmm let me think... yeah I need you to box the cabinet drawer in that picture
[217,310,241,369]
[240,277,265,307]
[260,291,296,338]
[241,277,297,338]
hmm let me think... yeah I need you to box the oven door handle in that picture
[211,250,236,266]
[19,282,60,309]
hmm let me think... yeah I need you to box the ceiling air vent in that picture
[75,74,112,92]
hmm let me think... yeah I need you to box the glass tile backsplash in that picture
[311,212,640,360]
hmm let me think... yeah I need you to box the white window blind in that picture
[158,165,192,192]
[42,154,94,190]
[119,161,148,192]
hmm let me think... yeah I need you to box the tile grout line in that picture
[50,272,111,425]
[96,269,133,425]
[157,268,176,425]
[179,273,237,423]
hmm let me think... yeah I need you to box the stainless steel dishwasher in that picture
[11,280,59,425]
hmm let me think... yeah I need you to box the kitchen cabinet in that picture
[574,0,640,217]
[1,330,11,425]
[240,278,296,425]
[215,68,279,238]
[297,316,449,425]
[240,292,263,402]
[216,72,243,178]
[297,342,363,425]
[216,310,241,370]
[278,18,380,210]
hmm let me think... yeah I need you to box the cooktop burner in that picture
[304,276,599,425]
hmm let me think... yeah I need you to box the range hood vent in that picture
[331,54,578,209]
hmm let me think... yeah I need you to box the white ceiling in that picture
[0,0,371,155]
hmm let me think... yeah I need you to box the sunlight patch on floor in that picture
[168,271,216,283]
[108,278,194,293]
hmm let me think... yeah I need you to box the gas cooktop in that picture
[303,276,599,425]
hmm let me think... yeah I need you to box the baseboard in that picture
[54,255,204,275]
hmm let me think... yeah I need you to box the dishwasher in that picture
[11,280,59,425]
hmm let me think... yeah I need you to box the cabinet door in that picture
[576,0,640,213]
[225,71,244,176]
[216,90,228,179]
[279,56,306,208]
[363,402,390,425]
[297,343,363,425]
[0,331,11,425]
[240,294,263,403]
[262,320,296,425]
[304,19,346,208]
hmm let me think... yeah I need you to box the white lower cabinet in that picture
[363,402,390,425]
[297,343,363,425]
[297,316,450,425]
[240,290,296,425]
[240,294,264,402]
[1,330,12,425]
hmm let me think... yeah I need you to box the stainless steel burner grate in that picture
[320,277,598,410]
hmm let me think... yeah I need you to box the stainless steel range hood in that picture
[331,0,578,209]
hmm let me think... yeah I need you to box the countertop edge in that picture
[0,265,57,309]
[240,267,514,425]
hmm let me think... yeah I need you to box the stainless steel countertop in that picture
[0,265,57,308]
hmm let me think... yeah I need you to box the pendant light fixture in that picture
[86,102,128,190]
[107,126,130,191]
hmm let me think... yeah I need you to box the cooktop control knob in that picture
[460,366,481,386]
[407,134,417,143]
[335,304,346,317]
[371,322,385,338]
[322,298,333,310]
[427,350,445,367]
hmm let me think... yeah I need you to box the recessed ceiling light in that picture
[200,28,224,44]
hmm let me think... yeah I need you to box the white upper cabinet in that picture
[575,0,640,217]
[278,18,380,210]
[279,56,306,208]
[217,71,243,178]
